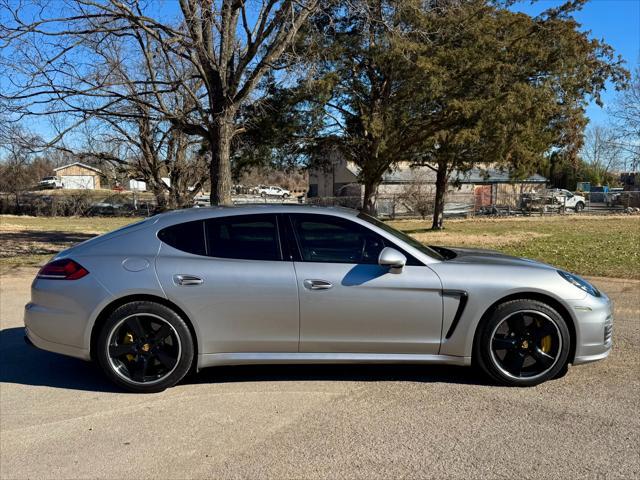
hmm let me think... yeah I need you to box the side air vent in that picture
[604,324,612,346]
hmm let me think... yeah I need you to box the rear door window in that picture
[204,214,282,261]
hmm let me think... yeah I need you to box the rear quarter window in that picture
[157,220,206,256]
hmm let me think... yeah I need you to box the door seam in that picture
[291,260,302,352]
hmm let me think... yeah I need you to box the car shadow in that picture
[341,264,388,286]
[1,326,489,392]
[0,327,120,393]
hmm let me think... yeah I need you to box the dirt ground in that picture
[0,270,639,479]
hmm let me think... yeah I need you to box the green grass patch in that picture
[389,215,640,279]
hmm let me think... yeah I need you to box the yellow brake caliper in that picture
[537,320,552,353]
[123,332,135,361]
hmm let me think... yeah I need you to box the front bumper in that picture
[570,292,614,366]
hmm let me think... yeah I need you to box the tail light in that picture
[37,259,89,280]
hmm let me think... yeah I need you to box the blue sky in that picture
[2,0,638,143]
[513,0,640,127]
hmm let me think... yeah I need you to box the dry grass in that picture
[0,215,140,272]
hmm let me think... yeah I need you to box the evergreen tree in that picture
[297,0,627,226]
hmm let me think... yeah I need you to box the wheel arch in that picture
[90,294,199,367]
[472,292,577,364]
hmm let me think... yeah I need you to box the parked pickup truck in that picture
[257,185,291,198]
[548,189,587,212]
[520,189,586,213]
[38,176,63,189]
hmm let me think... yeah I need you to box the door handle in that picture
[174,274,204,286]
[303,279,333,290]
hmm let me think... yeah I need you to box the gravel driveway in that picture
[1,270,638,479]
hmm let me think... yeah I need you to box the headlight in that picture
[557,270,600,297]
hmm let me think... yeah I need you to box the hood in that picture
[431,246,555,270]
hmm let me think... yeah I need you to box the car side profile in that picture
[24,206,612,393]
[551,188,586,212]
[258,185,291,198]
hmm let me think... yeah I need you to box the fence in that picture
[307,190,640,219]
[2,189,638,218]
[0,191,155,217]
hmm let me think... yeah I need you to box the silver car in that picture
[24,205,613,392]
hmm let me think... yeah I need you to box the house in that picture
[54,162,103,190]
[308,150,547,215]
[309,155,546,197]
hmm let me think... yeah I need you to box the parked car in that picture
[38,176,63,189]
[605,188,625,207]
[24,206,612,393]
[257,185,291,198]
[521,189,586,213]
[548,189,586,212]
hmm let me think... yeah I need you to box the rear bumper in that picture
[24,326,90,360]
[23,275,110,361]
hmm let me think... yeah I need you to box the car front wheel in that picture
[96,301,194,393]
[475,299,570,387]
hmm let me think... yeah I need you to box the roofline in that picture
[54,162,103,174]
[152,204,361,227]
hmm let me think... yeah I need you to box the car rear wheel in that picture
[475,299,570,386]
[575,202,585,212]
[96,301,194,393]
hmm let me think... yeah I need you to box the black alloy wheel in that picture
[476,299,571,387]
[107,313,181,383]
[97,301,194,393]
[490,311,561,379]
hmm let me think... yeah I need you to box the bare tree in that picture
[398,169,436,220]
[609,67,640,171]
[1,0,321,205]
[0,126,45,209]
[581,125,624,183]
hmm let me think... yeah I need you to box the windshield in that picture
[358,213,444,261]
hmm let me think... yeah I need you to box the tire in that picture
[260,192,267,198]
[283,193,290,199]
[474,299,571,387]
[575,202,585,213]
[96,301,194,393]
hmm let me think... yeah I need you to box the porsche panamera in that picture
[24,205,613,392]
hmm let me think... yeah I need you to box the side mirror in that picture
[378,247,406,273]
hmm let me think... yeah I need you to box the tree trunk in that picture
[209,114,234,206]
[153,186,168,212]
[362,179,379,215]
[431,160,448,230]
